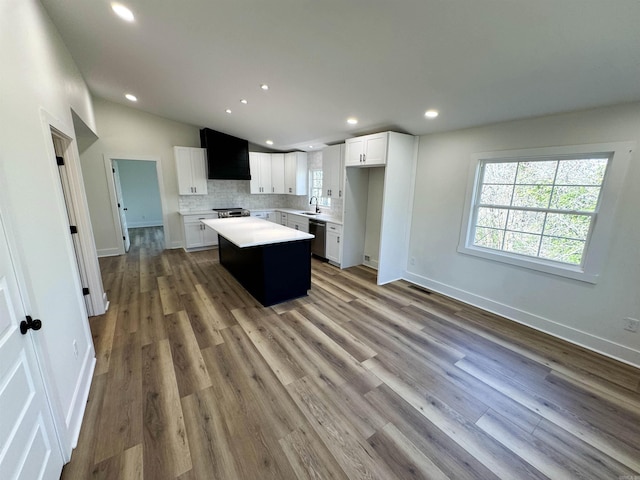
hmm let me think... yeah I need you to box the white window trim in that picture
[458,141,635,284]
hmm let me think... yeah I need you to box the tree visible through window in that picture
[309,169,330,207]
[472,156,609,266]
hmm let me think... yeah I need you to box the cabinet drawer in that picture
[183,214,217,224]
[326,223,342,234]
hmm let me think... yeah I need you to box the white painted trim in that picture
[37,108,97,457]
[127,220,164,228]
[103,156,126,256]
[97,247,123,257]
[103,153,171,251]
[457,141,636,284]
[48,126,106,316]
[403,270,640,368]
[65,350,95,455]
[363,258,379,270]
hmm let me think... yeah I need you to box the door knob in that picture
[20,315,42,335]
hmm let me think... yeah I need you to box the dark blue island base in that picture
[217,235,312,306]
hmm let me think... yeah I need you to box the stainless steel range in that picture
[212,207,250,218]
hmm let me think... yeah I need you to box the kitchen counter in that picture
[178,209,219,216]
[255,208,343,225]
[201,216,313,306]
[201,217,313,247]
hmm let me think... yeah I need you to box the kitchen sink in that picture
[300,212,319,216]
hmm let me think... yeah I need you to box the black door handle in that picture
[20,315,42,335]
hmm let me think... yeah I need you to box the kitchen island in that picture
[201,217,314,306]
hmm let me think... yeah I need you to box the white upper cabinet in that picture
[271,153,285,194]
[175,146,208,195]
[322,144,344,199]
[250,152,273,194]
[345,132,388,167]
[250,152,305,195]
[284,152,308,195]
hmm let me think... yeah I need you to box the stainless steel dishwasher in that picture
[308,219,326,258]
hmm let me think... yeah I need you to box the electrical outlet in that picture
[364,255,370,261]
[623,318,639,333]
[73,340,79,359]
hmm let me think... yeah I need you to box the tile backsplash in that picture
[178,179,343,219]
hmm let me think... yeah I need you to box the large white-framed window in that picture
[458,142,634,283]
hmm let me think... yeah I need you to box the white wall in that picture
[80,98,201,252]
[406,102,640,366]
[114,159,163,227]
[0,0,97,455]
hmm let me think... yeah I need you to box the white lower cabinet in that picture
[326,222,342,264]
[287,214,309,233]
[251,210,278,223]
[182,214,219,250]
[265,211,278,223]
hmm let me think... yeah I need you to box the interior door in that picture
[112,161,131,252]
[0,212,64,479]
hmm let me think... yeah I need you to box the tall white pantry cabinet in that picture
[342,131,418,284]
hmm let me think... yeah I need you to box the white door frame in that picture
[42,121,107,317]
[38,109,98,457]
[103,154,170,255]
[111,161,131,253]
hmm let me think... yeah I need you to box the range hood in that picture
[200,128,251,180]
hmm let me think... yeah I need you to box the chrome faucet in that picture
[309,196,320,213]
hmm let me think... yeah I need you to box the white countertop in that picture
[179,210,219,216]
[179,207,343,224]
[201,217,314,248]
[268,208,342,224]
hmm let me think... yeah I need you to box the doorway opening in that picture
[104,155,169,255]
[51,129,105,316]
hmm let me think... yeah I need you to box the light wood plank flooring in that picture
[62,226,640,479]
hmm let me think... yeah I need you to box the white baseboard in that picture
[64,348,96,458]
[363,258,379,270]
[97,247,121,257]
[127,220,163,228]
[403,270,640,368]
[103,292,110,312]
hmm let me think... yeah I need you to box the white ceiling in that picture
[42,0,640,152]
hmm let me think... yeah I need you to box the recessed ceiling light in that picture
[125,93,137,102]
[225,109,232,114]
[424,109,439,118]
[347,117,358,125]
[265,140,274,146]
[260,84,269,91]
[240,99,248,104]
[111,2,135,22]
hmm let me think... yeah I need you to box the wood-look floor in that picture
[62,226,640,480]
